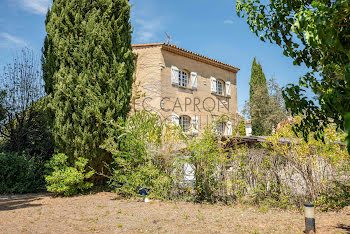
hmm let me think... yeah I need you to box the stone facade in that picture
[132,43,240,136]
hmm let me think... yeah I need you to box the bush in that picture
[105,111,176,200]
[227,145,294,209]
[317,181,350,211]
[224,116,350,209]
[239,118,246,136]
[265,116,349,203]
[45,154,95,196]
[0,152,45,194]
[187,127,229,203]
[104,111,350,209]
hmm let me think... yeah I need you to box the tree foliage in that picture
[267,77,288,130]
[236,0,350,150]
[42,0,135,175]
[0,49,52,160]
[0,91,6,124]
[249,58,270,135]
[245,58,287,135]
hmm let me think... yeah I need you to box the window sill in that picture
[211,92,230,98]
[173,84,196,91]
[184,131,199,136]
[178,85,189,89]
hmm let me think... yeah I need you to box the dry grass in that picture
[0,192,349,233]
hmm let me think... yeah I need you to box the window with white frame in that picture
[178,70,189,88]
[216,122,225,135]
[216,80,224,95]
[179,115,191,131]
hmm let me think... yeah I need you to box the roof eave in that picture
[132,43,240,73]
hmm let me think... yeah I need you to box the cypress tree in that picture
[249,58,270,136]
[42,0,135,175]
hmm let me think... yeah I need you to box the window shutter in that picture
[225,81,231,97]
[171,66,179,85]
[191,72,198,90]
[172,113,179,126]
[227,121,232,136]
[192,116,199,135]
[210,77,217,93]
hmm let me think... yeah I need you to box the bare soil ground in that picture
[0,192,349,233]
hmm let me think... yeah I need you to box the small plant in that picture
[183,213,189,220]
[45,153,95,196]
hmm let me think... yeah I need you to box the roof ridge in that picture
[132,43,240,72]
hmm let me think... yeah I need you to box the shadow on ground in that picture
[336,224,350,234]
[0,194,49,211]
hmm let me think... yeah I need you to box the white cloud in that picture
[20,0,51,15]
[0,33,28,48]
[134,18,162,43]
[130,2,167,44]
[224,19,234,24]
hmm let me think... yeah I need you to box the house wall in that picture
[160,49,238,133]
[245,123,252,136]
[132,45,238,134]
[132,45,163,113]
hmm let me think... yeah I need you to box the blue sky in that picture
[0,0,310,112]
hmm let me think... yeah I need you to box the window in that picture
[178,70,189,88]
[216,80,224,95]
[179,115,191,131]
[216,122,225,135]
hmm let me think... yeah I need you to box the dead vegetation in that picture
[0,192,349,233]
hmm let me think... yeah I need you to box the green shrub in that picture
[45,154,95,196]
[105,111,179,200]
[109,159,172,199]
[187,127,229,203]
[239,118,246,136]
[0,152,45,194]
[317,181,350,211]
[106,111,240,202]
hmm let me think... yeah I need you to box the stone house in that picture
[132,43,240,136]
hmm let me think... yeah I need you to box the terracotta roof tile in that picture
[132,43,240,73]
[132,43,164,48]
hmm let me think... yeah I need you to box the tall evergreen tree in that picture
[42,0,135,175]
[249,58,270,136]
